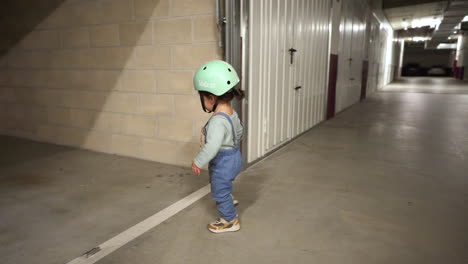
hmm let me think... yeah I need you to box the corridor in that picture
[381,77,468,94]
[1,78,467,264]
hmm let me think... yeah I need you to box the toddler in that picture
[191,60,244,233]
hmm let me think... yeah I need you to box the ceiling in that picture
[383,0,446,9]
[383,1,447,30]
[382,0,468,49]
[427,0,468,48]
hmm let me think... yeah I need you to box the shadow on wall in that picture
[0,0,67,57]
[0,0,220,167]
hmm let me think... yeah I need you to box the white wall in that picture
[246,0,331,163]
[381,25,396,87]
[245,0,398,163]
[333,0,396,112]
[370,0,396,89]
[329,0,342,55]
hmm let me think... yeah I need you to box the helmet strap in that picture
[199,93,219,113]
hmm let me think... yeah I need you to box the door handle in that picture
[289,48,297,64]
[295,86,302,90]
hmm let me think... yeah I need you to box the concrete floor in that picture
[1,77,468,264]
[382,77,468,94]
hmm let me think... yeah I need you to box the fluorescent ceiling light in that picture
[399,17,442,29]
[411,17,441,28]
[401,21,409,29]
[437,43,457,49]
[404,36,430,42]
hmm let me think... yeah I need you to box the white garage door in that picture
[246,0,331,163]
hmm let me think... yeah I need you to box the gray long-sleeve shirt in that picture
[194,111,243,168]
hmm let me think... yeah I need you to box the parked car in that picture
[427,65,447,76]
[403,63,422,76]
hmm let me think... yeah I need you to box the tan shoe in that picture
[208,217,240,233]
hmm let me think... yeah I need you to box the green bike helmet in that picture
[193,60,240,112]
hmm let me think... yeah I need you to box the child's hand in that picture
[192,161,201,175]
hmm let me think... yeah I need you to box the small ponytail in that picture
[214,88,245,102]
[233,89,245,100]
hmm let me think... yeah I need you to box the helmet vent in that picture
[227,81,231,85]
[203,67,207,70]
[228,68,231,72]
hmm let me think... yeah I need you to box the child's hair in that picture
[199,89,245,102]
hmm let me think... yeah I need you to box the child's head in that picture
[198,89,245,112]
[193,60,245,113]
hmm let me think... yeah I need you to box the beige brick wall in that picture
[0,0,221,167]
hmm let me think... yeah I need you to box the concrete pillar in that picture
[462,34,468,80]
[455,34,468,80]
[397,40,405,78]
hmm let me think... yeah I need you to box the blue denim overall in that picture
[204,112,243,222]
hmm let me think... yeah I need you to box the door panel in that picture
[336,0,352,112]
[336,0,366,113]
[247,0,331,163]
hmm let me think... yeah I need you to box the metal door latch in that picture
[289,48,297,64]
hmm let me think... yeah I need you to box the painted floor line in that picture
[66,185,211,264]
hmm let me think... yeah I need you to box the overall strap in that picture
[213,112,237,147]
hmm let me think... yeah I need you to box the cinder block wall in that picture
[0,0,221,166]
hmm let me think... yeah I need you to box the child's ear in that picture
[208,94,216,101]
